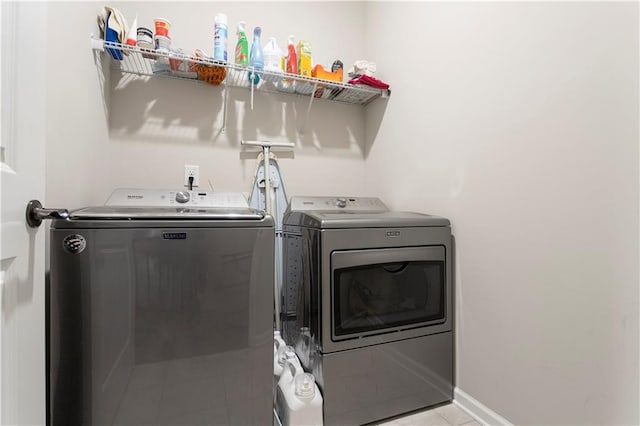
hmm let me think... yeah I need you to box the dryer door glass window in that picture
[332,251,445,339]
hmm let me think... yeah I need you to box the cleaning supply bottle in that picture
[234,21,248,66]
[286,35,298,75]
[263,37,284,73]
[125,15,137,46]
[213,13,228,62]
[248,26,264,84]
[297,40,312,77]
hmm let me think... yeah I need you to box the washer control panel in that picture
[288,196,388,212]
[105,189,249,208]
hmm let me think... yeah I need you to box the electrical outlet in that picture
[184,165,200,188]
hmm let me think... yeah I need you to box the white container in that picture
[263,37,284,73]
[214,13,228,62]
[154,35,171,65]
[276,356,323,426]
[274,331,288,378]
[154,34,171,52]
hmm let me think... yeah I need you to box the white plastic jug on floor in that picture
[275,345,302,398]
[274,331,288,378]
[275,352,323,426]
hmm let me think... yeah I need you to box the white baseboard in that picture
[453,387,513,426]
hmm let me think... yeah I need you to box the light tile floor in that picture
[377,403,482,426]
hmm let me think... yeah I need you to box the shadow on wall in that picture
[363,94,389,159]
[93,49,111,126]
[103,70,368,155]
[108,73,225,144]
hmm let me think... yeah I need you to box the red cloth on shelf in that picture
[347,75,390,90]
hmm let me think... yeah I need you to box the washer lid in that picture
[283,210,450,229]
[68,206,265,220]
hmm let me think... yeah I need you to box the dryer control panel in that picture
[288,196,388,212]
[105,188,249,208]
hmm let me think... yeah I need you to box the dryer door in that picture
[325,246,450,352]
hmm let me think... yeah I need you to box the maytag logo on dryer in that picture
[386,230,401,238]
[127,194,144,199]
[63,234,86,254]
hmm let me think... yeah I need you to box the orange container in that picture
[311,64,343,83]
[154,17,171,37]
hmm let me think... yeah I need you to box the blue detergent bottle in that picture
[248,26,264,84]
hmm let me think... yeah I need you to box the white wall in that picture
[364,2,639,425]
[45,1,369,210]
[43,2,640,425]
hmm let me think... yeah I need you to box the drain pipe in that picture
[241,139,294,331]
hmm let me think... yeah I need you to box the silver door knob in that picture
[25,200,69,228]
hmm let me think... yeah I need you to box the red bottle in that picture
[286,35,298,75]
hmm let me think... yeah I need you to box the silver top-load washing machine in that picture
[48,189,274,426]
[282,196,453,426]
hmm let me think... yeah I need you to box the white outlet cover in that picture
[184,164,200,187]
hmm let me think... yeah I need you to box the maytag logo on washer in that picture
[163,232,187,240]
[386,230,401,237]
[63,234,86,254]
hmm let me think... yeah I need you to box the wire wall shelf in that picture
[92,39,390,106]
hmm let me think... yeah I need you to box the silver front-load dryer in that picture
[282,196,453,426]
[48,189,274,425]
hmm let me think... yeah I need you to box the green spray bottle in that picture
[235,21,248,66]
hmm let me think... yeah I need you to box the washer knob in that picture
[175,191,190,203]
[336,198,347,208]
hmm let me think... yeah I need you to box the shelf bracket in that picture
[248,66,258,110]
[222,82,228,132]
[90,35,104,52]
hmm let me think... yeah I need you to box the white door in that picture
[0,2,48,424]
